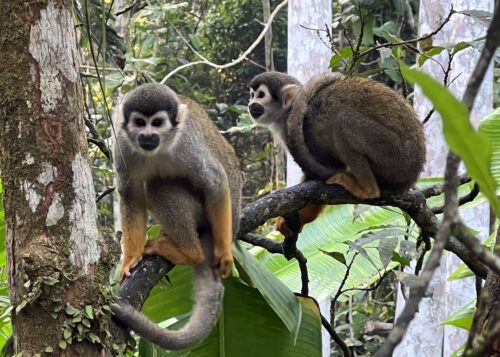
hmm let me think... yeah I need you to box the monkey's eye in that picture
[257,91,265,99]
[135,118,146,127]
[151,118,163,127]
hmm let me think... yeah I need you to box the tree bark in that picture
[467,224,500,356]
[287,2,332,356]
[394,0,493,355]
[262,0,275,72]
[0,1,118,355]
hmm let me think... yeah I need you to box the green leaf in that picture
[65,304,80,316]
[58,340,67,350]
[254,205,412,302]
[452,41,472,55]
[146,224,162,240]
[233,243,302,337]
[373,21,398,41]
[379,237,398,268]
[391,251,410,267]
[329,47,353,70]
[378,48,402,83]
[142,266,194,322]
[44,346,53,353]
[393,271,418,287]
[442,299,476,330]
[448,229,496,280]
[401,64,500,216]
[84,305,93,320]
[88,333,101,344]
[479,108,500,185]
[139,279,322,357]
[63,330,71,341]
[324,251,346,265]
[418,46,445,67]
[15,300,27,315]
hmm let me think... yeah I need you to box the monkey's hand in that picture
[275,204,326,237]
[275,216,296,237]
[120,253,143,280]
[214,247,233,276]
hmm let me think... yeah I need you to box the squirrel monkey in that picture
[111,84,242,350]
[248,72,425,234]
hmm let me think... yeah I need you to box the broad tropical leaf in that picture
[400,64,500,216]
[139,279,322,357]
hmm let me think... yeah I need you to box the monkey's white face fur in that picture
[125,106,186,156]
[248,83,300,140]
[247,84,279,127]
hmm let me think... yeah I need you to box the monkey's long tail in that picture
[111,260,223,350]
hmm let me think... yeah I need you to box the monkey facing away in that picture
[111,84,242,350]
[248,71,426,233]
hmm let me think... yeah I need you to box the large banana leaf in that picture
[139,279,322,357]
[253,204,417,301]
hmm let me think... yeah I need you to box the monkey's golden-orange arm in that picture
[119,188,147,278]
[206,187,233,276]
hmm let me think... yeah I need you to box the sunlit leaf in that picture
[401,64,500,216]
[139,279,322,357]
[442,299,476,330]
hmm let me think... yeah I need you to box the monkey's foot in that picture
[326,173,380,199]
[214,248,233,276]
[120,253,143,280]
[144,234,205,265]
[275,216,296,237]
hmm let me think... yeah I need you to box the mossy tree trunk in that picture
[0,1,121,355]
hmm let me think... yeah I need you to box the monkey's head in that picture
[121,83,187,155]
[248,72,301,129]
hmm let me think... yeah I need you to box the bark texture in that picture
[394,0,493,355]
[0,1,118,355]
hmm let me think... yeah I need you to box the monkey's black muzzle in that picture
[138,133,160,151]
[249,103,264,119]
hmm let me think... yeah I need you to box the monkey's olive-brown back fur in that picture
[287,72,426,192]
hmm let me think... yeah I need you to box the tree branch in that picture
[321,314,351,357]
[376,152,459,357]
[376,3,500,354]
[160,0,288,84]
[238,180,487,278]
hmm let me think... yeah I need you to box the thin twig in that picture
[331,253,360,306]
[420,174,471,198]
[114,0,146,16]
[422,108,435,124]
[432,183,479,214]
[88,138,112,160]
[96,186,115,203]
[321,314,351,357]
[351,7,455,71]
[160,0,288,84]
[354,5,364,55]
[451,222,500,275]
[241,233,309,295]
[241,233,281,253]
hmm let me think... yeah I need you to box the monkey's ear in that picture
[176,104,188,123]
[281,84,300,107]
